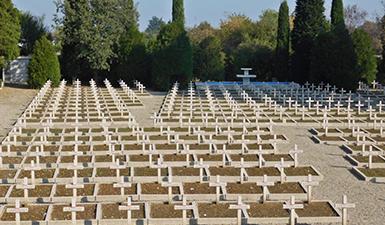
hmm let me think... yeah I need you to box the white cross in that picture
[66,176,85,198]
[6,199,28,225]
[113,176,132,196]
[162,174,180,204]
[335,195,355,225]
[275,158,288,183]
[194,158,209,182]
[150,158,167,183]
[306,98,314,109]
[24,160,42,184]
[63,197,85,224]
[257,174,274,203]
[363,146,381,169]
[209,175,227,203]
[110,159,126,178]
[301,174,319,203]
[286,97,295,109]
[377,101,385,113]
[229,196,250,225]
[289,145,303,168]
[355,101,364,114]
[283,196,304,225]
[256,145,265,168]
[372,80,379,89]
[16,177,35,199]
[119,197,140,225]
[174,195,195,225]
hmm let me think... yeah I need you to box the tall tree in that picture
[28,36,61,88]
[344,5,367,32]
[378,15,385,83]
[292,0,327,83]
[275,1,290,81]
[145,16,166,38]
[331,0,345,28]
[20,12,48,56]
[0,0,21,68]
[352,28,378,84]
[172,0,185,26]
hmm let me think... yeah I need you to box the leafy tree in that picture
[292,0,327,83]
[20,12,48,56]
[275,1,290,81]
[152,22,192,90]
[378,43,385,83]
[254,10,278,49]
[331,0,344,28]
[0,0,21,68]
[145,16,165,37]
[172,0,185,26]
[193,36,225,81]
[28,36,61,88]
[188,22,217,45]
[344,5,368,32]
[352,28,378,84]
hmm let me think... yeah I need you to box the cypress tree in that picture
[331,0,345,28]
[172,0,185,26]
[292,0,327,83]
[28,36,61,88]
[378,44,385,83]
[0,0,21,68]
[352,29,378,84]
[275,0,290,81]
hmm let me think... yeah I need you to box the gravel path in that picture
[274,125,385,225]
[0,87,37,141]
[129,92,166,127]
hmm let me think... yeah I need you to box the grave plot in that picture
[0,80,351,225]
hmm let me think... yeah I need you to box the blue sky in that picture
[13,0,384,31]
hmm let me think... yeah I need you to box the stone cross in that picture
[6,199,28,225]
[289,145,303,168]
[151,158,167,183]
[162,174,180,204]
[256,145,265,168]
[119,197,140,225]
[24,160,41,184]
[194,158,209,182]
[377,101,384,113]
[63,197,85,224]
[335,195,355,225]
[209,175,227,203]
[257,174,274,203]
[66,176,85,198]
[283,196,303,225]
[363,146,381,169]
[16,177,35,199]
[229,196,250,225]
[174,195,194,225]
[301,174,319,203]
[275,158,288,183]
[110,159,126,178]
[113,176,132,196]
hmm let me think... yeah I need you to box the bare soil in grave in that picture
[55,184,95,196]
[197,154,223,161]
[209,167,240,176]
[8,146,28,152]
[141,183,179,194]
[2,157,23,164]
[101,203,145,219]
[352,155,385,163]
[263,154,293,162]
[58,168,93,178]
[130,154,156,162]
[318,135,344,141]
[189,144,209,150]
[0,185,10,196]
[247,202,289,217]
[198,203,237,218]
[284,167,318,176]
[19,169,55,179]
[151,203,193,218]
[156,144,177,150]
[268,182,306,193]
[245,167,280,176]
[98,183,137,195]
[1,205,48,221]
[96,168,130,177]
[296,202,339,217]
[229,154,257,161]
[183,182,216,194]
[95,155,126,163]
[25,156,58,164]
[226,182,263,194]
[345,144,374,151]
[134,167,167,176]
[51,204,97,220]
[11,185,52,197]
[60,156,92,163]
[163,154,187,161]
[172,167,200,176]
[358,168,385,177]
[247,144,274,150]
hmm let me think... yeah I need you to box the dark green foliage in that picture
[193,36,225,81]
[310,27,358,90]
[0,0,21,68]
[331,0,345,28]
[352,29,378,83]
[292,0,327,83]
[28,36,61,88]
[152,22,193,91]
[20,12,48,56]
[145,16,166,37]
[172,0,185,26]
[275,1,290,81]
[378,46,385,83]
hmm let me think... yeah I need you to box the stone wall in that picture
[4,56,31,85]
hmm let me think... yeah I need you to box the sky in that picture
[12,0,384,31]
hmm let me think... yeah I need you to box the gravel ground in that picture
[0,87,37,141]
[129,91,166,127]
[274,125,385,225]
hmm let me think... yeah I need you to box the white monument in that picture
[237,68,256,85]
